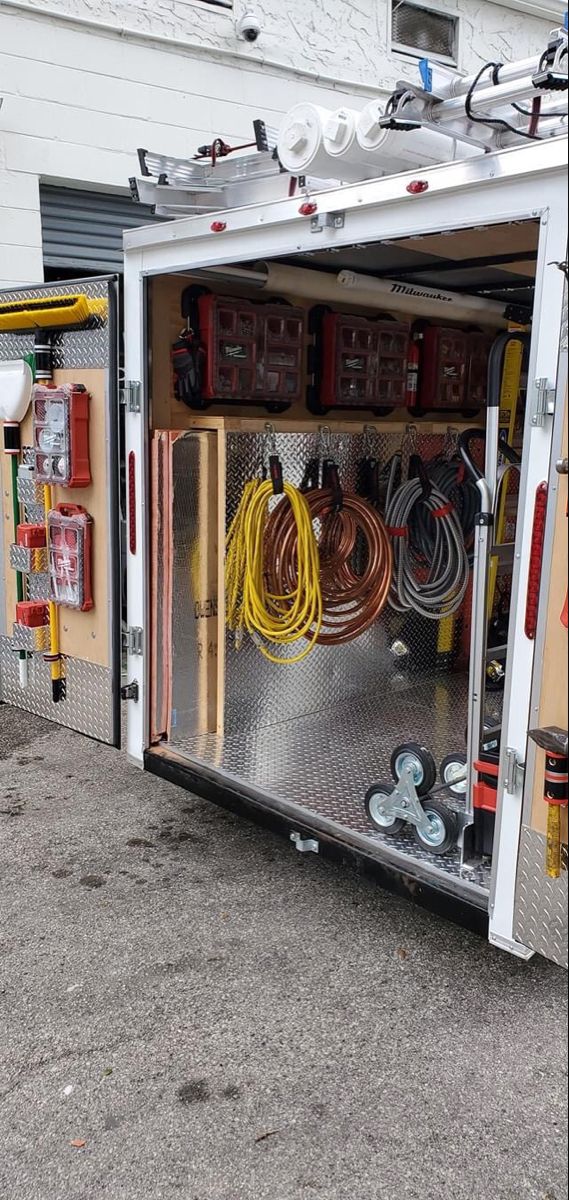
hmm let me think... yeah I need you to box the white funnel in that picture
[0,359,34,423]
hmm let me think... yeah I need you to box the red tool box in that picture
[309,309,409,415]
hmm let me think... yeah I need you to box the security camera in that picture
[236,12,262,42]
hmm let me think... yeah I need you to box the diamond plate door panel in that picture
[0,636,114,743]
[0,278,121,746]
[514,826,568,968]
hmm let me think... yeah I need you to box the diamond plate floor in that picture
[169,672,492,899]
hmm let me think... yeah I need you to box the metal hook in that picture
[444,425,459,459]
[403,423,418,453]
[318,424,332,457]
[264,422,277,456]
[363,424,377,457]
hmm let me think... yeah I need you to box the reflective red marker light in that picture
[210,221,227,233]
[406,180,429,194]
[128,451,137,556]
[524,482,548,639]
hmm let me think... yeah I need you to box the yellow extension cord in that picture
[225,478,323,663]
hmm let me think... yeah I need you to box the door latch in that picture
[121,680,139,702]
[504,747,525,793]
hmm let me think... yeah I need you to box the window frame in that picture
[389,0,460,68]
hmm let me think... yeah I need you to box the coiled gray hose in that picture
[385,475,470,620]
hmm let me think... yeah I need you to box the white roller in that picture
[338,269,507,326]
[253,262,509,328]
[322,106,380,181]
[277,103,339,178]
[356,100,481,169]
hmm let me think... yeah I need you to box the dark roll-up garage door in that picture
[40,185,163,273]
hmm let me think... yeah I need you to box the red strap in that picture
[431,501,454,519]
[387,525,408,537]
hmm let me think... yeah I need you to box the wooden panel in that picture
[149,273,488,434]
[392,221,539,262]
[1,367,111,667]
[530,408,568,838]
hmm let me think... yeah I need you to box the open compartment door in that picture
[512,379,568,967]
[0,278,121,747]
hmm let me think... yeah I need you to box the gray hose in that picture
[385,477,470,620]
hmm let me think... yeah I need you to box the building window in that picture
[391,1,458,64]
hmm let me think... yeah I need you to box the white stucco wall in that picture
[0,0,561,287]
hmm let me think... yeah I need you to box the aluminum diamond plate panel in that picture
[222,428,456,734]
[0,278,119,747]
[172,676,491,897]
[514,825,568,968]
[0,636,114,743]
[0,279,110,369]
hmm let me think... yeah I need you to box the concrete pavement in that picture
[0,704,567,1200]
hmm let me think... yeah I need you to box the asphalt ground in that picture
[0,703,567,1200]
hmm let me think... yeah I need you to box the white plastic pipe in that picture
[337,270,509,326]
[251,262,510,327]
[321,106,380,181]
[278,103,341,178]
[356,100,482,169]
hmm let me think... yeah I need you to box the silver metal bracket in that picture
[555,457,568,475]
[124,626,143,656]
[290,831,320,854]
[531,377,556,427]
[504,747,525,794]
[310,211,345,234]
[120,380,141,414]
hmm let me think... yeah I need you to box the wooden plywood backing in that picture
[1,367,112,668]
[391,221,540,263]
[148,273,489,434]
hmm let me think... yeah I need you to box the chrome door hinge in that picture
[504,747,525,794]
[120,381,141,413]
[531,377,555,427]
[124,626,143,656]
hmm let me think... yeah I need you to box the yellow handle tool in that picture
[546,804,562,880]
[43,484,65,702]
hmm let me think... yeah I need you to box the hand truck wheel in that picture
[439,752,468,796]
[364,783,405,835]
[413,798,458,855]
[390,741,437,797]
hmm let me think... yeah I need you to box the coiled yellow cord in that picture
[226,478,322,663]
